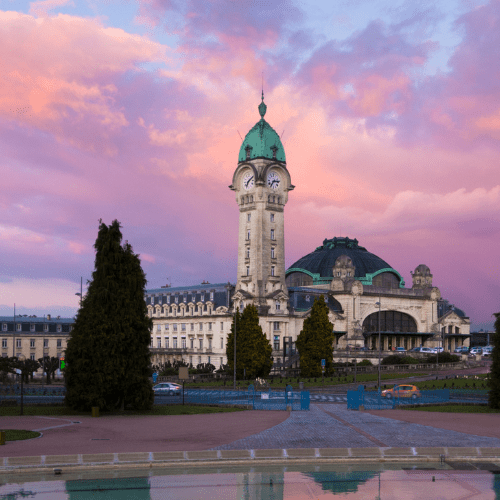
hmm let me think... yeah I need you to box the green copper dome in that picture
[238,93,286,163]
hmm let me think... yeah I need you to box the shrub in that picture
[357,359,372,366]
[424,353,460,364]
[381,355,419,365]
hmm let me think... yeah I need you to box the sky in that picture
[0,0,499,330]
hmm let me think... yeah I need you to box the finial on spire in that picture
[259,73,267,118]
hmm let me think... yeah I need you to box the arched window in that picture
[372,272,400,289]
[362,311,417,333]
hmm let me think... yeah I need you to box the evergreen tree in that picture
[296,296,335,377]
[488,312,500,408]
[64,220,153,411]
[226,305,273,379]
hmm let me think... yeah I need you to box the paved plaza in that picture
[2,402,500,466]
[212,404,500,450]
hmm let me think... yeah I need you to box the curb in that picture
[2,447,500,472]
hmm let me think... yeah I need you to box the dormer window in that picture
[175,295,178,304]
[245,145,252,159]
[305,295,310,302]
[150,297,154,305]
[167,295,170,304]
[271,146,278,159]
[210,291,214,301]
[183,294,187,303]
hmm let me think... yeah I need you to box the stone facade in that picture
[146,96,471,370]
[1,315,72,378]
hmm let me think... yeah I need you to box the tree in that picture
[489,312,500,408]
[226,305,273,379]
[38,356,60,385]
[296,296,335,377]
[64,220,153,412]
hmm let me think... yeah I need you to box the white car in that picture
[153,383,181,395]
[469,347,482,355]
[419,347,433,354]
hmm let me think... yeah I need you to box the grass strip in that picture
[1,430,41,441]
[0,405,244,417]
[185,372,430,389]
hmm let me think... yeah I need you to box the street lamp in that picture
[18,354,26,416]
[75,276,83,307]
[375,299,382,391]
[233,307,237,390]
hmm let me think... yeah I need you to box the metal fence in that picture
[347,385,452,410]
[155,385,310,411]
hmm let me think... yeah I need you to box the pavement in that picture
[2,402,500,469]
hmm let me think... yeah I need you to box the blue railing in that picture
[155,385,310,411]
[347,385,452,410]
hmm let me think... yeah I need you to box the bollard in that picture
[0,431,5,445]
[91,407,99,418]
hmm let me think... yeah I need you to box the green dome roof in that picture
[238,93,286,163]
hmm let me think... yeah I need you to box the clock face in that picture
[267,172,280,190]
[243,172,254,190]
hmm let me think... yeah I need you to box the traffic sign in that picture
[321,359,325,367]
[152,372,158,383]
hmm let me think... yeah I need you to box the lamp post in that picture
[75,276,83,307]
[376,299,382,391]
[233,307,237,390]
[18,354,26,416]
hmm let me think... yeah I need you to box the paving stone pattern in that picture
[212,404,500,451]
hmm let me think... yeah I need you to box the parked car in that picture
[395,347,407,354]
[153,383,181,395]
[381,384,421,400]
[435,347,444,353]
[419,347,433,354]
[408,347,422,353]
[454,346,469,354]
[469,347,483,356]
[482,346,493,356]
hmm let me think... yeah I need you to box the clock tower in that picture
[229,93,294,314]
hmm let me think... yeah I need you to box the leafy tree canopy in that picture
[296,296,335,377]
[64,219,153,412]
[489,312,500,409]
[226,305,273,379]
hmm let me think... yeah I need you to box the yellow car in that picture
[381,384,421,400]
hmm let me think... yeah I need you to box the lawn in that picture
[184,372,429,389]
[0,405,245,417]
[401,405,500,413]
[412,378,489,391]
[1,430,41,441]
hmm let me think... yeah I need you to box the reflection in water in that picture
[66,477,151,500]
[306,471,378,495]
[1,465,500,499]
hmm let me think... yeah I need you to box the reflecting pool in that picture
[1,463,500,499]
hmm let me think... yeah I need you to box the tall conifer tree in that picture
[226,305,273,379]
[296,295,335,377]
[65,220,153,411]
[488,312,500,408]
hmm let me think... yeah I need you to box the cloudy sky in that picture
[0,0,498,330]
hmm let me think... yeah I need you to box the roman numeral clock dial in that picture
[243,172,254,190]
[267,172,280,189]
